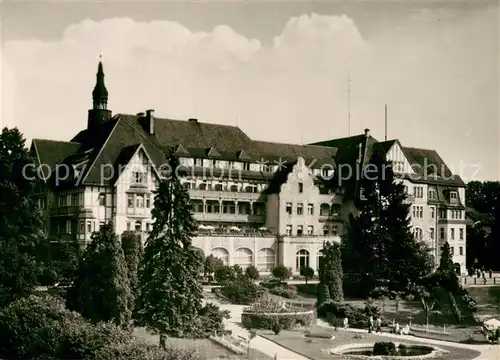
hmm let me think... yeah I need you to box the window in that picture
[459,246,464,256]
[71,193,78,206]
[307,225,314,235]
[298,182,303,193]
[134,221,142,231]
[99,193,105,206]
[145,194,151,208]
[296,249,310,270]
[320,204,330,216]
[428,189,436,200]
[429,207,435,219]
[331,204,341,216]
[87,221,92,233]
[297,225,303,236]
[136,194,144,208]
[285,202,292,215]
[132,171,145,184]
[307,204,314,215]
[194,158,204,167]
[211,247,229,265]
[183,182,192,190]
[66,220,72,234]
[413,186,424,198]
[257,248,275,271]
[429,227,435,240]
[317,250,323,270]
[450,191,458,200]
[235,248,253,269]
[459,228,464,240]
[331,225,339,236]
[127,195,134,208]
[146,223,151,232]
[296,203,303,215]
[450,246,454,256]
[79,221,85,233]
[323,225,329,236]
[450,228,455,240]
[413,228,423,240]
[439,209,447,219]
[412,205,423,218]
[126,222,131,231]
[285,225,292,236]
[440,228,445,240]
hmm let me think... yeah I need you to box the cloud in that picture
[2,9,498,180]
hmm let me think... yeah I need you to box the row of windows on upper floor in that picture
[412,226,464,241]
[191,201,265,216]
[285,202,341,216]
[285,224,339,236]
[407,186,459,202]
[411,206,464,220]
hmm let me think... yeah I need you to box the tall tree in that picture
[136,152,204,344]
[317,241,343,304]
[0,128,44,307]
[121,231,143,300]
[66,223,132,326]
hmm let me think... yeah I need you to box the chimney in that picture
[188,118,198,123]
[364,128,370,137]
[146,109,155,135]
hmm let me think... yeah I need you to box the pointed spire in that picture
[92,57,108,110]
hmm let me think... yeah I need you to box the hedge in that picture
[241,310,315,331]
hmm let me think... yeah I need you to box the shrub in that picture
[269,285,297,299]
[316,301,379,329]
[372,342,396,356]
[259,278,282,289]
[272,322,282,335]
[245,266,260,280]
[398,344,409,356]
[198,303,230,336]
[242,311,315,331]
[271,266,292,282]
[299,267,315,283]
[214,266,236,283]
[94,342,205,360]
[39,267,59,286]
[220,278,261,305]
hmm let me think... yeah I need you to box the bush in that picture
[39,267,59,286]
[214,266,236,283]
[241,311,315,331]
[245,266,260,280]
[398,344,409,356]
[220,278,261,305]
[372,342,396,356]
[198,303,230,336]
[269,285,297,299]
[271,266,292,282]
[317,301,380,329]
[272,322,282,335]
[94,342,205,360]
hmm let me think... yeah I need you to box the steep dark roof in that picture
[264,161,297,195]
[372,140,397,157]
[31,139,81,180]
[402,147,465,186]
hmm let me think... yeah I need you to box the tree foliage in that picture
[121,231,143,301]
[317,242,343,304]
[0,128,44,306]
[271,266,292,282]
[204,254,223,280]
[343,151,433,297]
[245,265,260,280]
[300,266,314,284]
[66,223,133,326]
[136,152,205,340]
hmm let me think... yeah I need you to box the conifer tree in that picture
[121,231,143,300]
[0,128,44,306]
[317,241,343,304]
[66,223,132,326]
[137,152,204,344]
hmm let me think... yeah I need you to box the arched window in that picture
[296,249,310,270]
[331,204,341,216]
[413,227,423,240]
[134,221,142,232]
[214,183,223,191]
[316,249,323,271]
[229,185,239,192]
[235,248,253,269]
[320,203,330,216]
[211,247,229,265]
[257,248,275,271]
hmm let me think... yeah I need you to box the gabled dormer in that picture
[205,147,221,158]
[236,149,251,161]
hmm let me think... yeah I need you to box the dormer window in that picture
[450,191,458,200]
[132,171,146,184]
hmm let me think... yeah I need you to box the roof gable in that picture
[113,144,161,185]
[236,150,251,161]
[31,139,81,182]
[174,144,190,156]
[206,147,221,158]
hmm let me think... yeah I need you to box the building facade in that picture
[30,61,468,275]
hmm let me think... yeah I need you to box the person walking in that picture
[375,317,382,333]
[343,316,349,329]
[368,316,374,333]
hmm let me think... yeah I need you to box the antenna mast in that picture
[384,104,388,141]
[348,74,351,136]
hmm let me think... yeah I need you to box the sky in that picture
[1,0,499,181]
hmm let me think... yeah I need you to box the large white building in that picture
[30,61,468,275]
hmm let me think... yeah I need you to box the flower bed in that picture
[241,298,315,330]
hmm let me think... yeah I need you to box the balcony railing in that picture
[49,206,82,217]
[195,230,276,237]
[193,213,265,223]
[189,189,265,201]
[403,195,416,203]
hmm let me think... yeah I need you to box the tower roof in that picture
[92,60,108,105]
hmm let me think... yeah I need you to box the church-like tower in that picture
[87,59,112,130]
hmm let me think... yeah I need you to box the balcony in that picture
[318,213,343,222]
[189,189,265,201]
[403,195,416,204]
[193,212,265,223]
[49,206,82,217]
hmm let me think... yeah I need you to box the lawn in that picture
[466,286,500,321]
[260,327,481,360]
[134,327,273,360]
